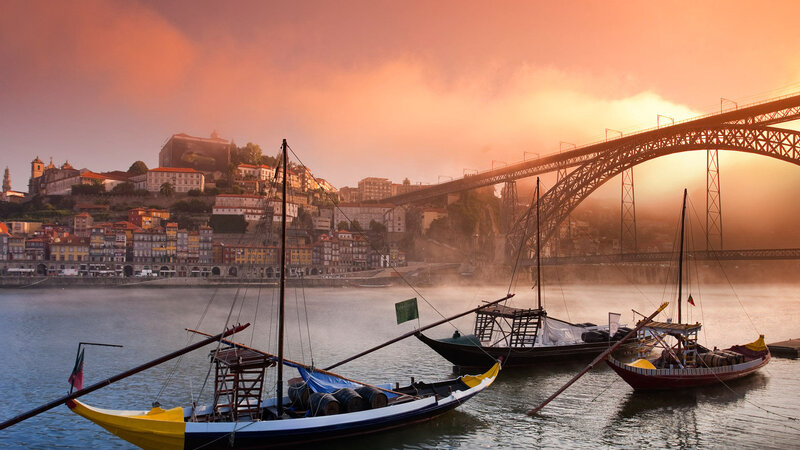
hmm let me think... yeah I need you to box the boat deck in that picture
[767,338,800,358]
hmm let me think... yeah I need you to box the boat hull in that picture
[68,363,500,449]
[416,332,641,369]
[606,353,770,390]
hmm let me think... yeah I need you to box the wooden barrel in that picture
[288,381,310,409]
[333,388,366,413]
[355,386,388,409]
[309,392,340,416]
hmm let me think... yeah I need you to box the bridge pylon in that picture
[500,180,518,234]
[620,167,637,254]
[707,149,723,250]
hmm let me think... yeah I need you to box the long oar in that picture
[0,323,250,430]
[325,293,515,371]
[526,302,668,416]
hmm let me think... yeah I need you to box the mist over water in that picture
[1,283,798,449]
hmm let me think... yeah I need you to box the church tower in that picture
[2,167,10,193]
[29,156,44,195]
[31,156,44,179]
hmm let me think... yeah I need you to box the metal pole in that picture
[526,302,667,416]
[277,139,288,417]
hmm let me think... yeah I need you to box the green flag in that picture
[395,298,419,325]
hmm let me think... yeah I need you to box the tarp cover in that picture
[286,362,398,398]
[538,317,584,346]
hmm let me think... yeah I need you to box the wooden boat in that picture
[606,189,770,390]
[417,178,642,369]
[61,140,501,447]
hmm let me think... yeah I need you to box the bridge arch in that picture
[518,125,800,253]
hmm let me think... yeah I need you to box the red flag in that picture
[687,294,695,306]
[68,348,84,393]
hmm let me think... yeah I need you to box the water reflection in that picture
[1,286,799,449]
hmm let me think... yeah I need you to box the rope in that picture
[300,274,315,367]
[284,143,465,333]
[153,288,220,405]
[686,197,760,335]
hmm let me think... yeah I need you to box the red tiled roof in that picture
[80,171,106,180]
[151,167,202,173]
[216,193,265,199]
[0,223,8,234]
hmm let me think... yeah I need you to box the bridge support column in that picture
[707,149,723,250]
[620,167,637,254]
[501,180,518,234]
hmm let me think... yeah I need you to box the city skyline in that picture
[3,1,800,227]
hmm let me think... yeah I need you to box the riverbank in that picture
[2,259,799,288]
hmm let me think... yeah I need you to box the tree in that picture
[160,182,175,197]
[337,221,350,231]
[368,219,387,234]
[187,188,202,197]
[350,220,362,232]
[209,214,248,233]
[71,181,104,195]
[111,182,135,195]
[127,161,149,175]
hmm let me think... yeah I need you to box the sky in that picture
[2,0,800,244]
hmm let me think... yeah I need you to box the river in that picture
[1,283,799,449]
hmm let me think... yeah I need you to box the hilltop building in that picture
[131,167,205,194]
[158,132,231,181]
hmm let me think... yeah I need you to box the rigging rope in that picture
[153,288,221,405]
[284,143,460,331]
[300,273,315,367]
[686,197,761,335]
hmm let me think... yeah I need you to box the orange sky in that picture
[3,0,800,237]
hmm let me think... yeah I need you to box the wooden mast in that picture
[276,139,288,417]
[535,177,542,310]
[677,188,687,325]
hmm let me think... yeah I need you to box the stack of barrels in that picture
[697,350,745,367]
[288,380,389,417]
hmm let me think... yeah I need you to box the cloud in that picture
[0,0,196,103]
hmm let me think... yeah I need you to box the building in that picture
[199,225,213,264]
[357,177,392,201]
[159,132,231,175]
[421,208,448,233]
[49,235,90,263]
[338,186,360,203]
[0,223,8,261]
[73,213,94,237]
[331,203,406,233]
[128,208,170,229]
[131,168,205,194]
[212,194,297,223]
[7,221,42,236]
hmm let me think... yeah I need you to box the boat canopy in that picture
[477,304,542,319]
[639,320,702,334]
[285,361,399,399]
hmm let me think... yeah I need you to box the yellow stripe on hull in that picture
[68,400,185,450]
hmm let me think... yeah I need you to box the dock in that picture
[767,339,800,359]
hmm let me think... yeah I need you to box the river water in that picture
[1,283,799,449]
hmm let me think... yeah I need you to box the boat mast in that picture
[677,188,687,325]
[536,177,542,310]
[277,139,288,417]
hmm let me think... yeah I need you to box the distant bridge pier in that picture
[620,167,637,254]
[500,180,518,234]
[707,148,723,250]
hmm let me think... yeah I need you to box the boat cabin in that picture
[637,320,702,368]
